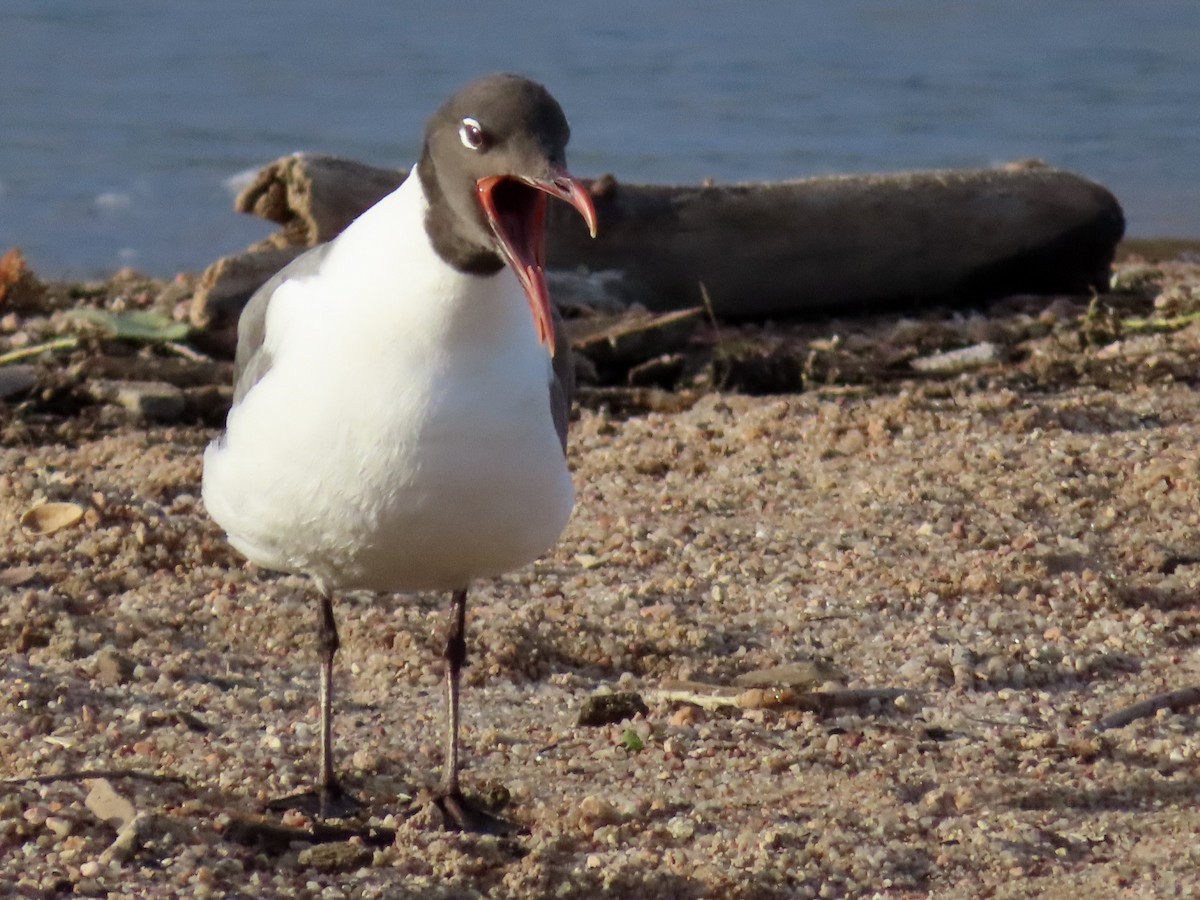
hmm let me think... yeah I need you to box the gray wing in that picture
[549,307,574,454]
[231,243,335,405]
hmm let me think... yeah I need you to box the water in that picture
[2,0,1198,277]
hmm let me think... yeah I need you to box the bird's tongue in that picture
[477,177,555,352]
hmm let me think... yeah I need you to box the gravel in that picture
[2,260,1200,897]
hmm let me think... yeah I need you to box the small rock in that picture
[0,364,37,399]
[296,841,373,873]
[735,687,796,710]
[471,780,512,813]
[44,816,73,839]
[666,815,696,840]
[732,659,845,689]
[87,380,185,421]
[668,706,699,727]
[577,691,649,727]
[114,381,185,421]
[84,779,136,830]
[910,341,1002,374]
[98,813,148,865]
[95,647,136,686]
[0,565,38,588]
[578,795,620,825]
[574,553,604,570]
[78,860,103,879]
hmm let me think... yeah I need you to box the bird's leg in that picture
[440,588,469,800]
[432,588,518,834]
[267,591,361,819]
[316,592,341,798]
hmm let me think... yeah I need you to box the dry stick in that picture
[699,281,731,391]
[223,816,397,851]
[655,681,914,713]
[163,341,212,363]
[1121,310,1200,335]
[795,612,855,624]
[1,769,189,788]
[1093,685,1200,732]
[0,337,80,366]
[698,282,724,350]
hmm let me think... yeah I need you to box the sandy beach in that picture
[2,251,1199,897]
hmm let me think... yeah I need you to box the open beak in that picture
[477,169,598,356]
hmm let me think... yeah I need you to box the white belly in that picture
[203,343,573,592]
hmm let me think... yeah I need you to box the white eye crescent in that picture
[459,117,487,151]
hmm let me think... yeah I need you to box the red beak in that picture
[476,169,598,355]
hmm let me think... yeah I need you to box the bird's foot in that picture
[430,787,523,836]
[266,782,364,821]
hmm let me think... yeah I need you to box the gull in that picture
[202,73,597,829]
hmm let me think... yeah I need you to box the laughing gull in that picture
[202,73,597,830]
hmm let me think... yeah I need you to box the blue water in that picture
[2,1,1198,277]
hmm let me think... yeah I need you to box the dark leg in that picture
[432,588,518,834]
[267,590,361,819]
[440,588,469,799]
[316,592,340,797]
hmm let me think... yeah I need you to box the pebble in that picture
[6,272,1200,895]
[577,691,649,726]
[0,364,37,399]
[577,795,620,826]
[94,647,136,686]
[78,861,102,879]
[296,842,373,873]
[910,341,1002,373]
[87,380,185,421]
[43,817,72,839]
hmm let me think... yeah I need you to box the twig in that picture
[163,341,212,363]
[699,281,733,391]
[0,337,80,366]
[1092,685,1200,732]
[222,816,398,851]
[1,768,189,788]
[698,281,726,356]
[569,306,702,347]
[654,680,915,714]
[1119,310,1200,334]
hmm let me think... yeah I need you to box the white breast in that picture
[201,169,574,592]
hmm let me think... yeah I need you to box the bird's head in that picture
[420,73,597,355]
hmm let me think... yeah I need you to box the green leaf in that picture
[620,729,645,752]
[70,308,191,343]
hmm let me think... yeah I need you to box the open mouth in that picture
[476,172,597,355]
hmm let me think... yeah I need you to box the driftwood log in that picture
[191,154,1123,338]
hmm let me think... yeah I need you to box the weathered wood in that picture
[192,154,1123,335]
[553,162,1123,317]
[236,153,407,248]
[1092,685,1200,731]
[190,245,305,337]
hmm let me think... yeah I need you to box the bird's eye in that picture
[459,117,488,151]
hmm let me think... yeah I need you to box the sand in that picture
[1,256,1199,898]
